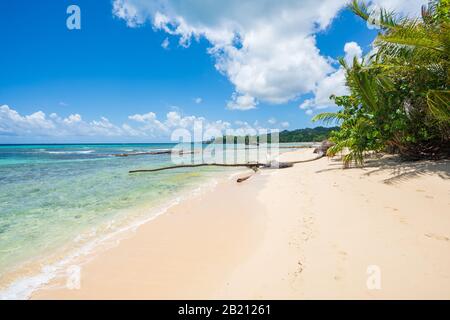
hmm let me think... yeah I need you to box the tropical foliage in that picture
[209,126,338,145]
[277,127,339,143]
[313,0,450,167]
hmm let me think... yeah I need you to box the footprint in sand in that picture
[295,261,304,276]
[425,233,450,242]
[331,246,348,281]
[339,251,347,256]
[384,206,408,224]
[385,206,399,212]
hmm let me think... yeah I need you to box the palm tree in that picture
[313,0,449,165]
[313,57,395,167]
[350,0,449,122]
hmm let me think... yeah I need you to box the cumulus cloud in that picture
[111,0,427,111]
[128,110,220,136]
[367,0,428,17]
[299,41,363,114]
[161,37,170,49]
[343,41,363,66]
[63,114,82,124]
[0,105,130,138]
[280,121,290,128]
[112,0,343,109]
[1,105,270,141]
[128,111,157,122]
[268,118,277,125]
[128,111,168,134]
[194,97,202,104]
[1,105,54,136]
[227,93,257,110]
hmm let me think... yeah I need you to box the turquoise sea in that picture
[0,142,309,298]
[0,143,245,298]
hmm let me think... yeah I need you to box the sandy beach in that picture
[32,149,450,299]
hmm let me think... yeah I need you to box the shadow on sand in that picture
[315,155,450,185]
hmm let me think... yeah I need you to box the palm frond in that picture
[349,0,398,29]
[377,22,444,53]
[427,90,450,122]
[312,112,346,125]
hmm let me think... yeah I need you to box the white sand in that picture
[33,149,450,299]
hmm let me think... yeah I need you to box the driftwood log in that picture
[313,140,335,155]
[237,175,253,183]
[128,140,328,183]
[129,162,267,174]
[129,153,324,175]
[116,145,313,158]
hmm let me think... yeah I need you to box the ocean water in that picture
[0,143,248,297]
[0,142,310,298]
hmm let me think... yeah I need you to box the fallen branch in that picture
[129,163,266,174]
[237,175,253,183]
[278,145,315,149]
[129,154,324,174]
[289,153,325,164]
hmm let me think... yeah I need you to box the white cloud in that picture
[63,114,82,124]
[128,110,281,138]
[194,97,202,104]
[280,121,290,128]
[299,67,347,111]
[161,37,170,49]
[112,0,426,111]
[227,93,257,110]
[121,123,145,137]
[0,105,129,138]
[129,111,168,134]
[343,41,363,66]
[1,105,248,141]
[112,0,343,109]
[0,105,54,136]
[112,0,146,27]
[128,111,157,122]
[368,0,428,17]
[299,41,364,114]
[268,118,277,125]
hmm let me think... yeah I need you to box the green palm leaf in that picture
[312,112,346,125]
[427,90,450,121]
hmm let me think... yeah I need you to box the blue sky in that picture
[0,0,424,142]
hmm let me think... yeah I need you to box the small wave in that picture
[44,150,95,155]
[0,266,58,300]
[0,177,219,300]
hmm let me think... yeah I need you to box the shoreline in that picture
[6,148,450,299]
[32,166,267,299]
[0,168,247,300]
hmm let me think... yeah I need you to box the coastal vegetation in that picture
[277,127,339,143]
[208,126,338,145]
[313,0,450,167]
